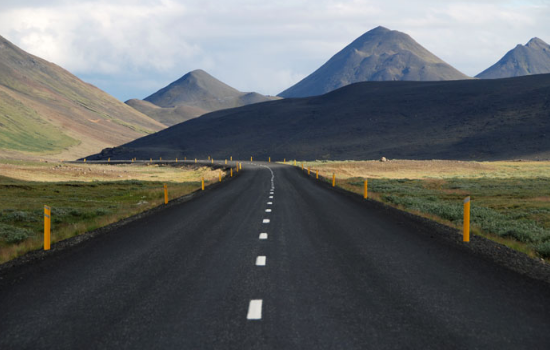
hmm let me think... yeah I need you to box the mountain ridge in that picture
[90,74,550,162]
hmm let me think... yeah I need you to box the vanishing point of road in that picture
[1,161,550,349]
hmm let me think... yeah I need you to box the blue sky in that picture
[1,0,549,101]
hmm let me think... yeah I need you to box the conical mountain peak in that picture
[526,37,548,49]
[371,25,390,32]
[476,37,550,79]
[144,69,241,108]
[279,26,469,98]
[139,69,277,117]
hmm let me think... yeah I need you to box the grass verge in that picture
[0,163,224,264]
[299,160,550,260]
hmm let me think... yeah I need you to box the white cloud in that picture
[0,0,549,100]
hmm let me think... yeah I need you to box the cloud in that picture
[0,0,549,100]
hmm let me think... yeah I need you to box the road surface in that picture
[1,161,550,349]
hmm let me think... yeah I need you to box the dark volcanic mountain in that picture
[279,26,470,98]
[0,35,164,160]
[91,74,550,162]
[476,38,550,79]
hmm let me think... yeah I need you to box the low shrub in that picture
[0,223,34,243]
[0,210,38,223]
[534,241,550,258]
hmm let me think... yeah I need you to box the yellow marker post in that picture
[84,158,86,163]
[316,170,319,179]
[251,156,253,162]
[160,157,162,161]
[108,158,110,163]
[239,163,242,170]
[463,196,471,242]
[150,158,152,162]
[44,205,51,251]
[231,168,233,177]
[332,173,336,187]
[294,160,296,166]
[184,157,187,161]
[208,156,210,160]
[237,164,239,172]
[301,163,304,170]
[202,177,205,191]
[364,180,368,199]
[195,158,197,163]
[219,171,222,182]
[176,158,178,163]
[211,159,214,164]
[225,159,227,165]
[269,157,271,163]
[230,156,233,161]
[164,184,168,204]
[308,167,310,175]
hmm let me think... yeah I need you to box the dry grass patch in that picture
[301,159,550,180]
[0,159,221,183]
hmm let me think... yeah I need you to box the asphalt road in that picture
[1,161,550,349]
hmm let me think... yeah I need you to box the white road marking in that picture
[263,219,270,223]
[270,192,274,195]
[269,196,273,199]
[258,164,275,196]
[259,233,268,239]
[256,256,266,266]
[267,202,273,205]
[247,300,263,320]
[265,209,272,212]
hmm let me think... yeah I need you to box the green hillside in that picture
[0,35,165,159]
[0,90,77,152]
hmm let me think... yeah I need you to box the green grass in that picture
[0,90,78,152]
[0,175,204,263]
[341,177,550,258]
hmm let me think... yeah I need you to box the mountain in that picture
[127,69,278,126]
[90,74,550,162]
[0,35,165,160]
[279,26,470,98]
[125,99,206,127]
[476,38,550,79]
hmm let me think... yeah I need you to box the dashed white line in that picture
[265,209,272,213]
[247,300,263,320]
[259,233,268,239]
[263,219,270,224]
[256,256,266,266]
[269,196,273,199]
[267,202,273,205]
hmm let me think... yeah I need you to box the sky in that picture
[1,0,549,101]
